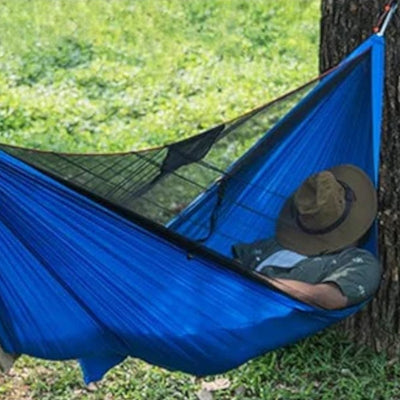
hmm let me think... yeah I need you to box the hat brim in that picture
[276,165,377,256]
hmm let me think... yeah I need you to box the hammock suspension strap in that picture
[374,0,399,35]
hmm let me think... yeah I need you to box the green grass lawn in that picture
[0,1,399,399]
[0,0,318,152]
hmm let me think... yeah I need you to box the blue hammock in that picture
[0,34,384,383]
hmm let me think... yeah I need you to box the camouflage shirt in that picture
[232,239,381,306]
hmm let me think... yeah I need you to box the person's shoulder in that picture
[343,247,378,259]
[337,247,380,268]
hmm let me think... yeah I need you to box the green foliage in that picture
[0,0,319,152]
[16,37,94,85]
[1,1,398,399]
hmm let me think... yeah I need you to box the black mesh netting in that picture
[0,83,315,233]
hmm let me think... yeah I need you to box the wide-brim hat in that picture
[276,164,377,256]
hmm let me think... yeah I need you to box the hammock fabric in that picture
[0,34,384,383]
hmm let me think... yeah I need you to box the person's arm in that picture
[256,275,348,310]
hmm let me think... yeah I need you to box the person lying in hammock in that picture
[232,164,382,310]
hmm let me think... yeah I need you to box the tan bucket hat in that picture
[276,164,377,256]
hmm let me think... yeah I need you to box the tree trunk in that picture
[320,0,400,353]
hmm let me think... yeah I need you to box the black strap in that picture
[197,178,227,243]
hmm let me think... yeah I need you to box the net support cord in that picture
[376,0,399,36]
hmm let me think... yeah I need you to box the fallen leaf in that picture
[196,389,213,400]
[201,378,231,392]
[86,382,98,392]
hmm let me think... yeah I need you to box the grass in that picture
[0,0,318,152]
[0,1,399,399]
[2,331,400,400]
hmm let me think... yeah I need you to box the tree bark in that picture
[320,0,400,353]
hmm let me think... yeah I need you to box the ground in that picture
[0,1,399,399]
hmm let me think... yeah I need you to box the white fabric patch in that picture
[255,250,307,271]
[358,285,366,296]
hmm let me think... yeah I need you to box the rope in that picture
[374,0,399,35]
